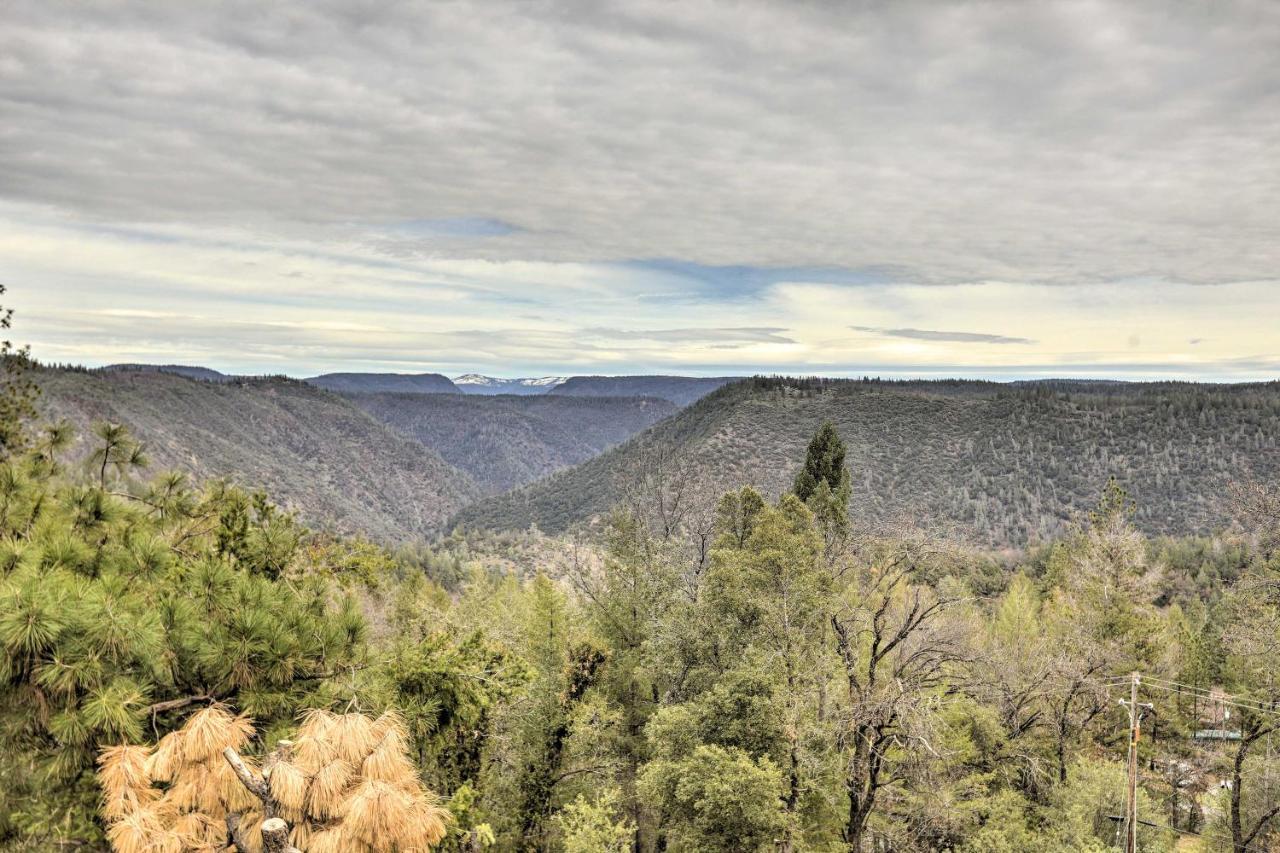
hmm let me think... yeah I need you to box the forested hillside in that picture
[34,366,479,539]
[7,291,1280,852]
[305,371,459,394]
[549,375,737,406]
[104,363,231,382]
[458,377,1280,544]
[346,391,677,493]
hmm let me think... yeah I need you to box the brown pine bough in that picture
[98,704,449,852]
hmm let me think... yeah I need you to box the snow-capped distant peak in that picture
[452,374,567,394]
[454,374,500,386]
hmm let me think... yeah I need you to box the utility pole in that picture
[1120,672,1154,853]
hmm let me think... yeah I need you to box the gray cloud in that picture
[851,326,1035,345]
[582,326,795,345]
[2,0,1278,286]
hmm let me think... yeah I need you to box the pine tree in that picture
[0,284,39,458]
[792,421,851,556]
[791,421,849,503]
[0,439,368,847]
[508,574,608,851]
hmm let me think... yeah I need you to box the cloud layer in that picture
[1,1,1277,378]
[851,327,1035,345]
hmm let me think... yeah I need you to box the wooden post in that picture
[1125,673,1140,853]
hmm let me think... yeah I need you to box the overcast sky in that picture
[2,0,1277,379]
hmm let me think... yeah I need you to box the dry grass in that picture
[104,808,163,853]
[298,708,339,741]
[289,821,312,850]
[172,811,223,846]
[402,798,451,850]
[181,706,249,763]
[97,745,150,797]
[307,827,347,853]
[371,710,406,742]
[98,745,159,822]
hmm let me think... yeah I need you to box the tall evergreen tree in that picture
[793,421,852,558]
[792,421,849,503]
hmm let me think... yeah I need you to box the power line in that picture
[1140,681,1280,721]
[1104,816,1273,853]
[1139,674,1280,712]
[1093,672,1280,719]
[1114,673,1280,853]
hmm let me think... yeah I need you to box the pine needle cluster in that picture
[99,706,257,852]
[98,706,449,852]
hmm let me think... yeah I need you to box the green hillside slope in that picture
[345,392,677,493]
[35,366,479,540]
[455,377,1280,545]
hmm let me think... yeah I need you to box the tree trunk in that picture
[1227,722,1280,853]
[224,743,300,852]
[1056,714,1069,784]
[261,818,292,853]
[843,731,877,852]
[1231,734,1249,853]
[845,778,873,852]
[780,662,800,853]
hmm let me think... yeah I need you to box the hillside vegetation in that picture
[104,363,231,382]
[457,376,1280,544]
[305,371,459,394]
[35,366,479,539]
[549,374,737,406]
[346,391,677,493]
[7,285,1280,850]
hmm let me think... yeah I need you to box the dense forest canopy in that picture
[3,297,1280,852]
[459,376,1280,546]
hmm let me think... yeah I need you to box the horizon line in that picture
[37,359,1280,387]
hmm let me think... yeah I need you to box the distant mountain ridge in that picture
[456,376,1280,545]
[345,392,677,493]
[104,364,231,382]
[305,372,459,394]
[453,374,567,395]
[36,366,478,540]
[97,364,737,405]
[549,375,737,406]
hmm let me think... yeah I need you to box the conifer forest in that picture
[4,2,1278,850]
[4,291,1280,852]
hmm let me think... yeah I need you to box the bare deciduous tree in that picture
[829,534,967,850]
